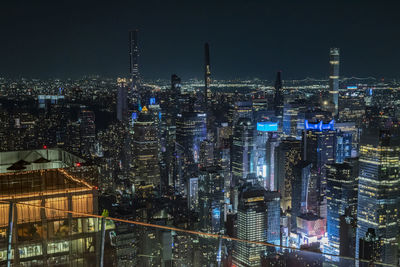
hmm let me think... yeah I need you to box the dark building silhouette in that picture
[359,228,381,267]
[339,208,357,267]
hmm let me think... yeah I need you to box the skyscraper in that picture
[198,166,225,233]
[233,182,280,267]
[329,48,340,116]
[117,78,129,121]
[276,137,301,211]
[163,74,181,186]
[79,110,96,157]
[204,42,211,105]
[274,71,284,123]
[356,127,400,265]
[231,118,254,186]
[132,107,161,186]
[302,120,336,218]
[129,29,139,88]
[326,158,358,256]
[175,112,207,194]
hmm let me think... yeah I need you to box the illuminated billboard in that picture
[257,122,278,132]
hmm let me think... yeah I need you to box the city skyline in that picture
[1,0,400,79]
[2,1,400,266]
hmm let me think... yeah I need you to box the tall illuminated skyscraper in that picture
[231,118,254,186]
[329,48,340,116]
[129,29,140,90]
[233,182,280,267]
[132,107,161,186]
[356,127,400,265]
[276,137,301,211]
[117,78,129,122]
[326,158,358,256]
[204,42,211,105]
[302,120,336,218]
[274,71,284,123]
[175,112,207,194]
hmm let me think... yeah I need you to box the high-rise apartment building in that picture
[329,48,340,116]
[274,71,284,123]
[129,29,139,90]
[204,43,211,106]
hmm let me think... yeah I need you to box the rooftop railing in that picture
[0,200,396,267]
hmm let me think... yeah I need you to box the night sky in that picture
[1,0,400,80]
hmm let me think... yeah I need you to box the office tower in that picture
[132,107,161,186]
[0,149,99,266]
[117,78,129,122]
[198,167,225,233]
[326,158,358,256]
[358,229,381,267]
[356,127,400,265]
[233,183,280,267]
[231,118,254,186]
[204,42,211,105]
[291,161,312,230]
[276,138,301,211]
[79,110,96,157]
[162,74,181,186]
[302,120,336,218]
[254,121,279,189]
[175,112,207,194]
[129,29,139,91]
[274,71,284,123]
[283,102,300,137]
[329,48,340,116]
[265,132,279,191]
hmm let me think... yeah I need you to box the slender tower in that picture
[274,71,284,122]
[204,43,211,105]
[329,48,340,116]
[129,30,140,94]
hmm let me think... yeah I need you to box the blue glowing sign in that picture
[304,120,335,131]
[347,86,357,90]
[131,112,138,120]
[149,97,156,105]
[257,122,278,132]
[212,208,220,218]
[369,88,373,96]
